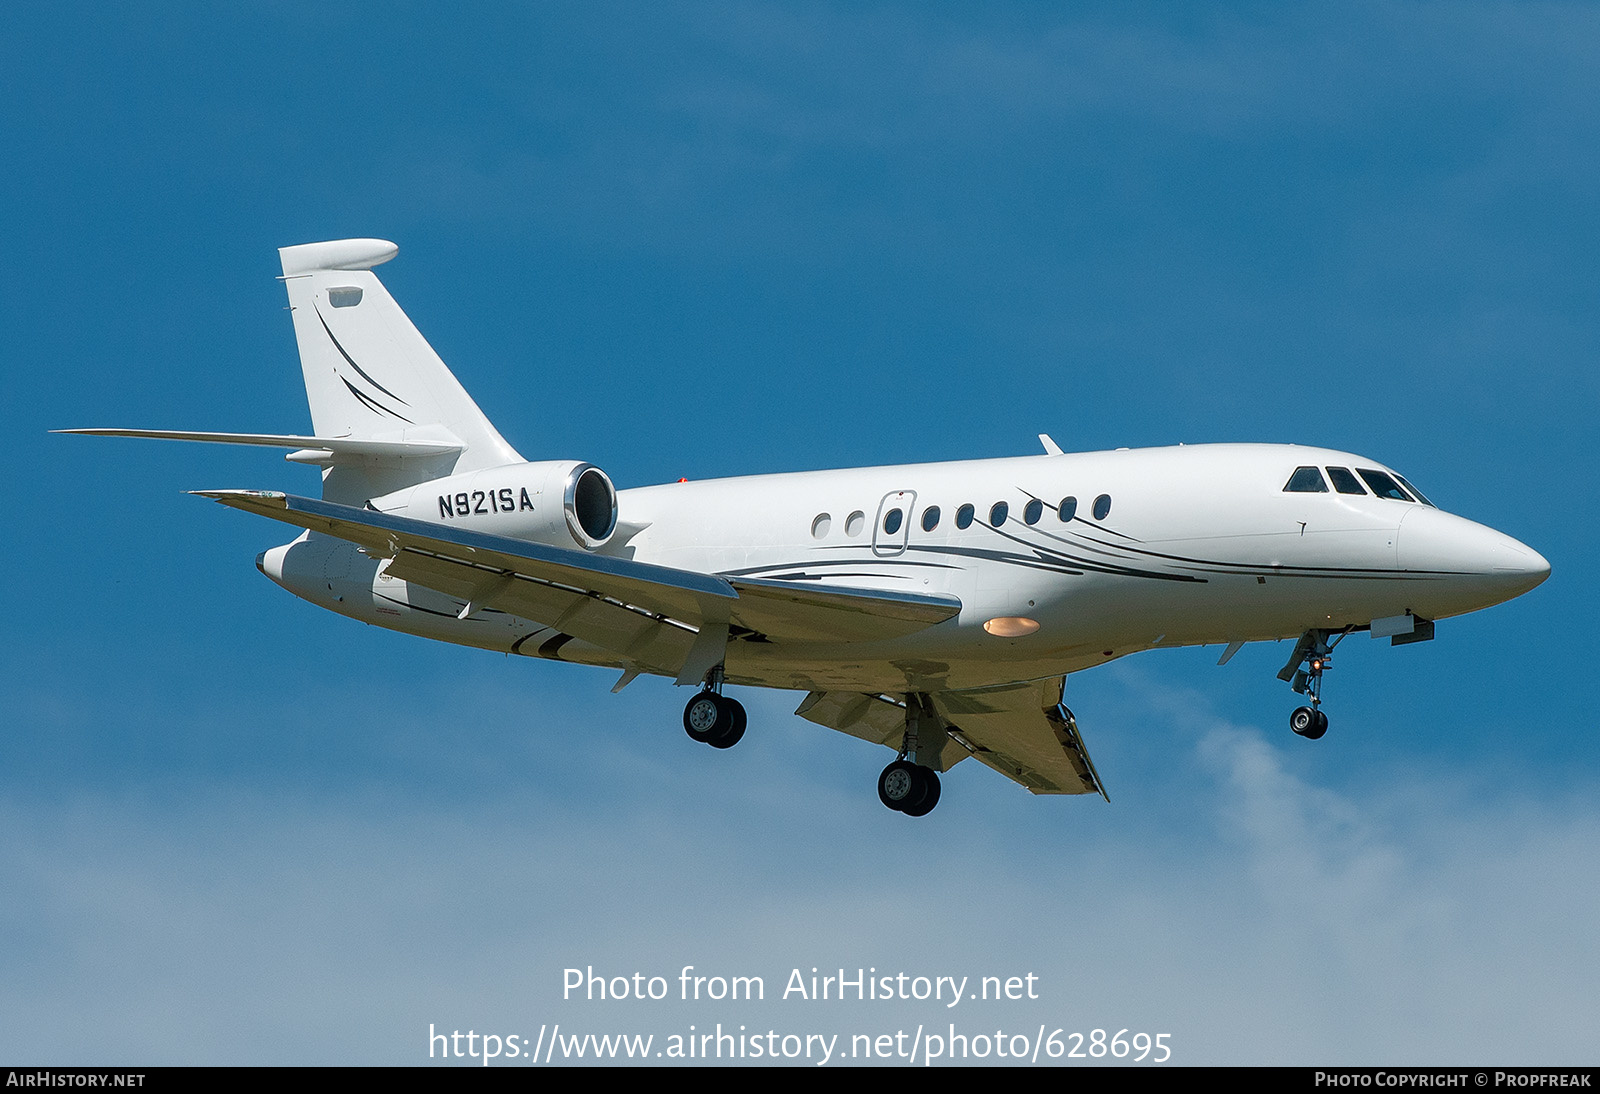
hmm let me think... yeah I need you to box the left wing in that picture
[797,678,1108,798]
[197,491,960,682]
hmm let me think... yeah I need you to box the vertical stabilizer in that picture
[278,239,523,501]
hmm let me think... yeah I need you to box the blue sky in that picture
[3,2,1595,1065]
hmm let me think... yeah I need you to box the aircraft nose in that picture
[1397,506,1550,605]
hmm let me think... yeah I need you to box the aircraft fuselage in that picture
[262,441,1547,695]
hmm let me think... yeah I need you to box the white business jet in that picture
[63,239,1550,816]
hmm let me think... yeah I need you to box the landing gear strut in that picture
[878,694,942,816]
[683,666,745,750]
[1279,628,1350,740]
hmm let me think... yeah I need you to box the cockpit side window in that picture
[1326,466,1367,495]
[1356,468,1414,501]
[1284,466,1328,493]
[1394,474,1435,507]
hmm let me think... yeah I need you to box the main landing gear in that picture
[682,672,944,816]
[878,758,941,817]
[878,694,942,817]
[1279,628,1351,741]
[682,667,745,750]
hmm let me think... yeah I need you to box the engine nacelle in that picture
[369,460,618,551]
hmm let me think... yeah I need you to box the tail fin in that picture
[279,239,523,501]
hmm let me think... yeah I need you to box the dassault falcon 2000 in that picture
[64,239,1550,816]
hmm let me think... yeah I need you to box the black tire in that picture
[709,697,747,749]
[901,767,942,817]
[1290,706,1326,739]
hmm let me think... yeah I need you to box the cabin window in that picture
[1284,466,1329,493]
[1093,494,1112,520]
[1058,496,1077,522]
[955,504,975,529]
[1024,499,1044,525]
[845,510,865,536]
[1326,467,1366,495]
[811,513,831,538]
[883,508,904,535]
[990,501,1009,527]
[1357,469,1413,501]
[921,506,941,532]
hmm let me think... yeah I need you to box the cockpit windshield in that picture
[1393,473,1435,507]
[1356,468,1413,502]
[1283,464,1436,507]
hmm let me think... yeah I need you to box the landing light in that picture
[984,616,1040,637]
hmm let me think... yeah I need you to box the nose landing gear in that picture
[1279,628,1349,740]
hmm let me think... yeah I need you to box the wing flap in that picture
[728,575,960,642]
[932,679,1107,798]
[794,691,905,748]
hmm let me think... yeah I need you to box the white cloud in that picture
[3,672,1593,1064]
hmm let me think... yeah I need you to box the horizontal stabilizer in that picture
[55,429,463,465]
